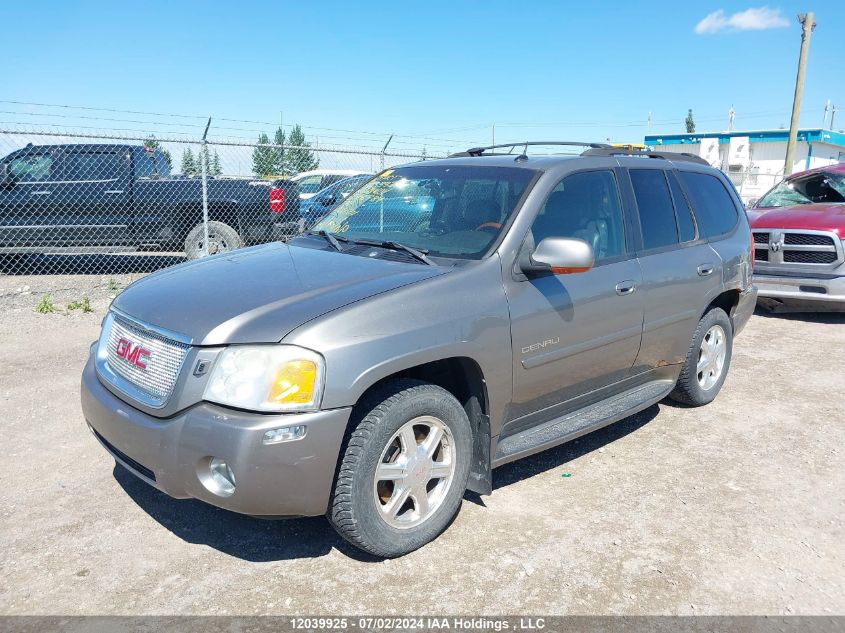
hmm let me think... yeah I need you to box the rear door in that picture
[626,167,722,369]
[51,147,132,246]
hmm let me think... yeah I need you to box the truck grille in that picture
[752,229,842,268]
[104,314,190,405]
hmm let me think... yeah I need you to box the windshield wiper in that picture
[306,230,347,252]
[351,239,435,266]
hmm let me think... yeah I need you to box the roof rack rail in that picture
[580,147,710,166]
[450,141,612,158]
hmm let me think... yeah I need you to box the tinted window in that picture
[531,170,626,262]
[135,150,156,178]
[63,152,124,181]
[679,172,739,237]
[8,154,53,181]
[667,171,696,242]
[630,169,678,250]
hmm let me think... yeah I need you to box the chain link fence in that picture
[0,127,435,275]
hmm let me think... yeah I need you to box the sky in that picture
[2,1,845,162]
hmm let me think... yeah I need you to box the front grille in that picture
[784,233,835,246]
[783,251,837,264]
[105,315,189,403]
[92,428,156,481]
[752,229,841,268]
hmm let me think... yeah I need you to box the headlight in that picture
[203,345,325,412]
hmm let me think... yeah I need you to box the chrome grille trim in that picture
[752,229,843,269]
[95,310,192,408]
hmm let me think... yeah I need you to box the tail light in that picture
[269,187,285,213]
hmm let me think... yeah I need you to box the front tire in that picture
[184,221,243,260]
[328,380,472,558]
[669,307,733,406]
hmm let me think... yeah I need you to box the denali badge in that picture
[115,338,151,369]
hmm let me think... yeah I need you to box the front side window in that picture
[756,172,845,208]
[680,171,739,238]
[630,169,679,250]
[531,170,626,262]
[312,165,536,259]
[8,154,53,182]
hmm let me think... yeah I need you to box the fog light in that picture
[208,457,236,496]
[263,425,307,445]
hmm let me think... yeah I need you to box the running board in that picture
[493,379,674,466]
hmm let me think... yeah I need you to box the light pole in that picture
[784,12,816,176]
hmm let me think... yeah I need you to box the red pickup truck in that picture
[747,162,845,311]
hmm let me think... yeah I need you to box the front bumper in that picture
[754,272,845,307]
[81,351,351,517]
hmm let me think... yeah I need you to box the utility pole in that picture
[784,12,816,176]
[492,123,495,147]
[830,105,837,131]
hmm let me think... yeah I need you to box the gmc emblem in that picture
[115,338,151,369]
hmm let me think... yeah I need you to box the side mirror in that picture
[321,194,337,206]
[745,198,758,209]
[0,163,11,188]
[522,237,595,275]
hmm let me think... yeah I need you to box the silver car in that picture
[81,142,757,557]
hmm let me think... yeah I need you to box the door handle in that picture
[697,264,715,276]
[31,190,52,196]
[105,190,124,194]
[615,280,636,296]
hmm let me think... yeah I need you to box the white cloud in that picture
[695,7,790,34]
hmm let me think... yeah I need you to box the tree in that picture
[180,147,196,176]
[272,126,287,176]
[252,132,276,177]
[144,135,172,171]
[286,124,319,174]
[685,109,696,133]
[211,149,222,176]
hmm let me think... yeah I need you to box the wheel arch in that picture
[350,356,493,495]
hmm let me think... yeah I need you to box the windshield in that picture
[310,165,536,259]
[756,171,845,208]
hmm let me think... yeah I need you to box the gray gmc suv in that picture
[81,142,757,557]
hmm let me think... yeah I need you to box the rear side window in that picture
[629,169,678,250]
[63,152,124,181]
[679,172,739,238]
[667,171,696,242]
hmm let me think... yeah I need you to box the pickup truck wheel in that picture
[328,379,472,558]
[669,307,733,407]
[184,221,243,260]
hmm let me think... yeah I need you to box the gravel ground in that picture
[0,273,843,616]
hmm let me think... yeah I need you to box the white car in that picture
[291,169,371,200]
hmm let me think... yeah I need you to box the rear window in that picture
[629,169,678,250]
[679,172,739,238]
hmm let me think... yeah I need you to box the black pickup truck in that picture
[0,143,300,258]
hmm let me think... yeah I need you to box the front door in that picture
[504,169,644,434]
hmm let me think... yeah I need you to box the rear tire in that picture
[669,307,733,406]
[184,221,243,260]
[328,379,472,558]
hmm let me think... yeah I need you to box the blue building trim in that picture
[644,128,845,148]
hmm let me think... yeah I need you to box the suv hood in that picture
[748,203,845,238]
[112,243,446,345]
